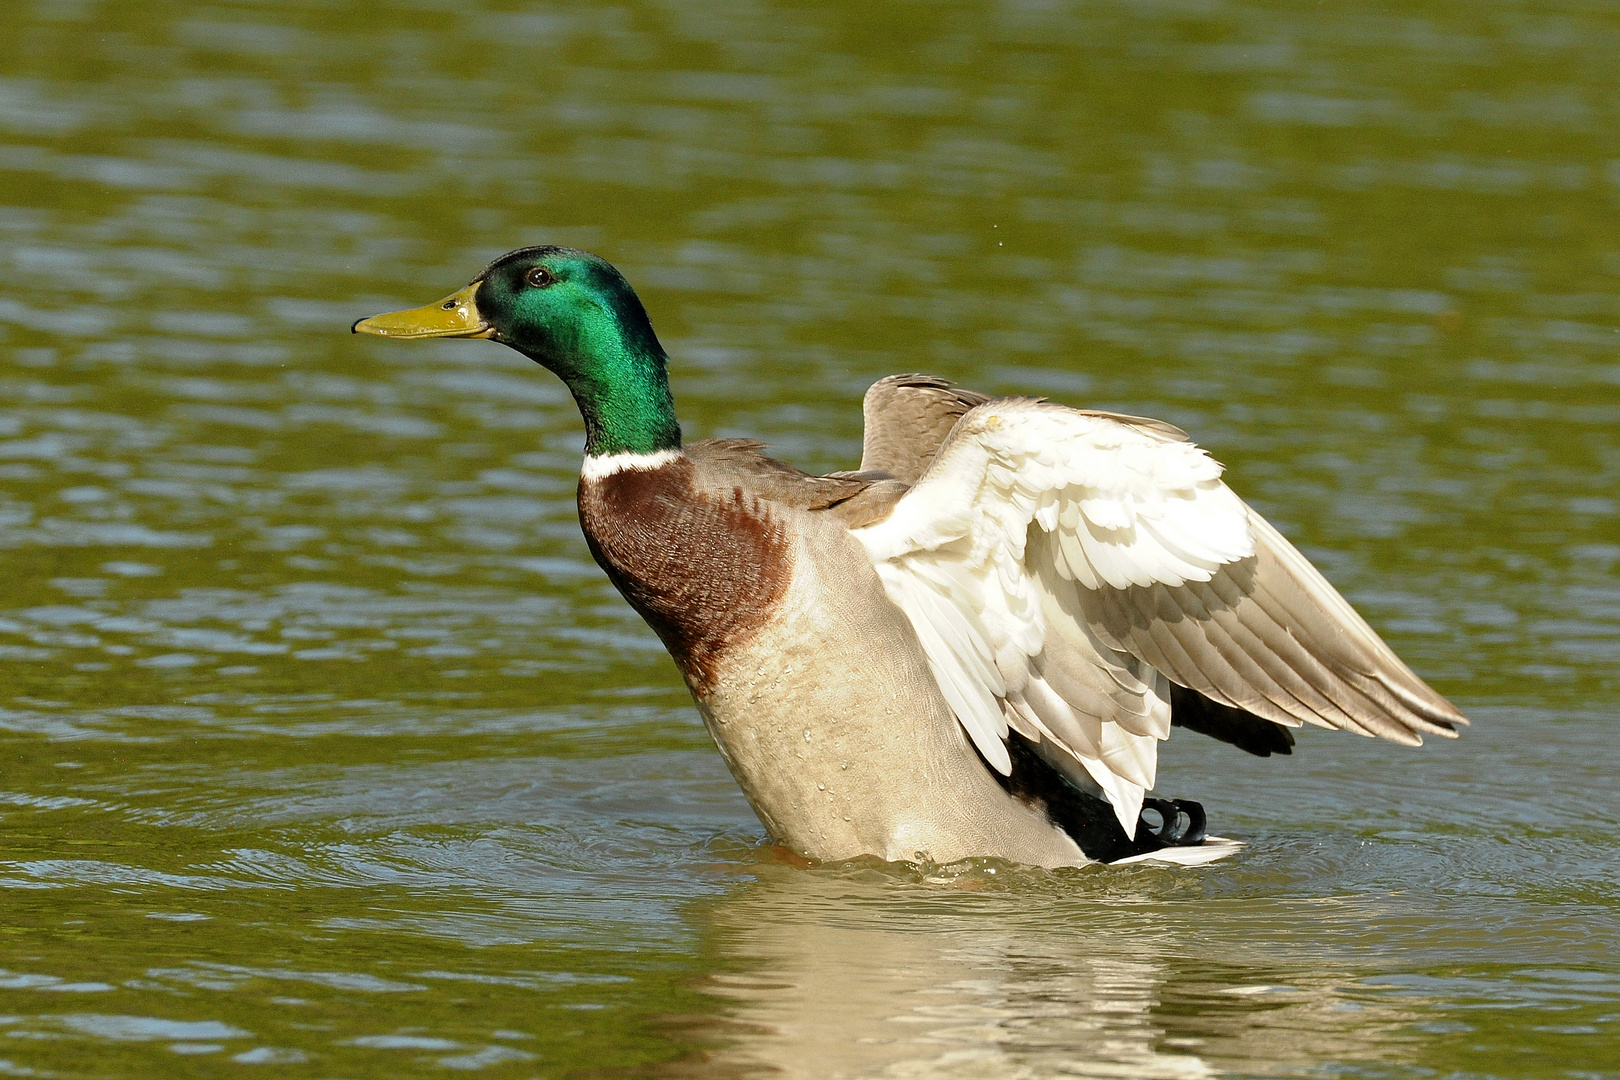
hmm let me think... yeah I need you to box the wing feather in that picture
[852,394,1467,841]
[1077,512,1466,744]
[858,374,989,485]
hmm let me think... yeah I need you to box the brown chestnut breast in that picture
[577,457,793,698]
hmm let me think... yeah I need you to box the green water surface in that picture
[1,1,1617,1076]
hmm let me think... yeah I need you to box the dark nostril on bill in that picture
[442,300,457,310]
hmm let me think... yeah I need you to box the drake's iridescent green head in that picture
[354,247,681,457]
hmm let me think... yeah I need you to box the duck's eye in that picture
[525,266,556,288]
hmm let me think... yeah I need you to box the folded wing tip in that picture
[1412,705,1470,738]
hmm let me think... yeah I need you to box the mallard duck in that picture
[354,247,1468,868]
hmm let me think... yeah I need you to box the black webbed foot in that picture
[991,734,1213,863]
[1139,798,1207,846]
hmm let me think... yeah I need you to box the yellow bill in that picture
[351,282,493,339]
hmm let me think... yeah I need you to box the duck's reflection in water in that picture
[679,863,1424,1079]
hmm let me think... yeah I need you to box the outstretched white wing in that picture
[852,398,1465,835]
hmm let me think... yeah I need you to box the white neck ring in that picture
[580,448,683,482]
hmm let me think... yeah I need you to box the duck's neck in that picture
[567,350,682,459]
[528,327,681,460]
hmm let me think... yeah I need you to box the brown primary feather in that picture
[1074,511,1465,745]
